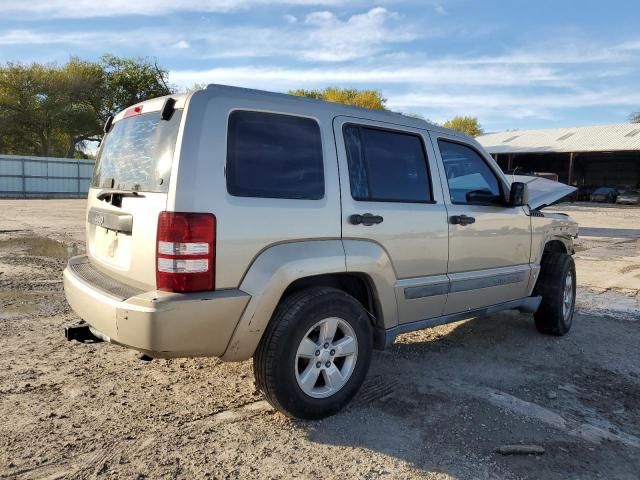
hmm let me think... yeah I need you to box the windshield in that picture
[91,110,183,192]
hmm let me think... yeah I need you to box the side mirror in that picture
[509,182,528,207]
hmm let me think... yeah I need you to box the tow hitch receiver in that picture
[64,322,104,343]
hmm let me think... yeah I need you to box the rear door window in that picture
[343,125,432,202]
[226,111,324,200]
[91,110,182,193]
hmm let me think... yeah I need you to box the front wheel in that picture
[534,252,576,335]
[253,287,372,420]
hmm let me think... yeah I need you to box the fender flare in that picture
[528,232,575,295]
[534,233,574,264]
[221,239,399,361]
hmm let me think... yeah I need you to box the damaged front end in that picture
[510,175,577,210]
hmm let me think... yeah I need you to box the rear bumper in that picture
[63,256,250,358]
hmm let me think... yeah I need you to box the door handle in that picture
[349,213,384,226]
[449,215,476,226]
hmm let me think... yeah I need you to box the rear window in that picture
[226,111,324,200]
[91,110,183,192]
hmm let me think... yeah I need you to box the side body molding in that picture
[221,240,347,361]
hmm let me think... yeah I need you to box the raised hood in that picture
[510,175,576,210]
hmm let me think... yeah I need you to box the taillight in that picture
[156,212,216,292]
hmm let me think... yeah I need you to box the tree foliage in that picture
[100,54,172,121]
[289,87,387,110]
[0,55,173,158]
[442,116,484,137]
[288,87,485,137]
[630,112,640,123]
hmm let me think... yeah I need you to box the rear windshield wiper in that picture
[96,189,145,201]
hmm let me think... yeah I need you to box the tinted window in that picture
[437,140,503,205]
[227,111,324,199]
[344,125,432,202]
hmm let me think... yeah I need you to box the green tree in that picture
[630,112,640,123]
[58,58,105,157]
[0,62,78,157]
[289,87,387,110]
[99,54,173,122]
[442,116,484,137]
[0,55,174,158]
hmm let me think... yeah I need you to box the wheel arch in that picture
[533,234,574,266]
[221,240,396,361]
[543,239,568,255]
[282,273,379,317]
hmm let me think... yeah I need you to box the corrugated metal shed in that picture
[477,123,640,154]
[0,155,95,198]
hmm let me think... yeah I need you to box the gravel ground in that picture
[0,200,638,480]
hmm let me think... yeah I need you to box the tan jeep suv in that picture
[64,85,578,419]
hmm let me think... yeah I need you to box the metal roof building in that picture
[477,124,640,188]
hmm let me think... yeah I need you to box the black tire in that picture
[253,287,372,420]
[534,252,576,336]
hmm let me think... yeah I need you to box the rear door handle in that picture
[449,215,476,226]
[349,213,384,226]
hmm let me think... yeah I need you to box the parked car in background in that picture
[616,189,640,205]
[570,185,595,202]
[590,187,618,203]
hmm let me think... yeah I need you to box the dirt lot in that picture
[0,200,638,480]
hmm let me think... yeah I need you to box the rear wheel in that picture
[534,252,576,335]
[253,287,372,420]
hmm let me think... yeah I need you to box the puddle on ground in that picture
[0,290,40,318]
[0,236,78,259]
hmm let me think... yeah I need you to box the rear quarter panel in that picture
[170,89,342,290]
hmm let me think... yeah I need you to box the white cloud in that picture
[168,58,640,124]
[304,10,336,25]
[0,29,121,46]
[168,63,567,91]
[0,7,420,63]
[390,88,640,126]
[435,5,447,15]
[173,40,190,49]
[296,7,419,61]
[387,90,640,111]
[0,0,348,18]
[618,40,640,51]
[283,14,298,24]
[2,3,638,128]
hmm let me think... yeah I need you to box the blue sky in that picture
[1,0,639,132]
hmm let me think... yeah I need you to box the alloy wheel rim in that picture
[563,270,574,321]
[294,317,358,399]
